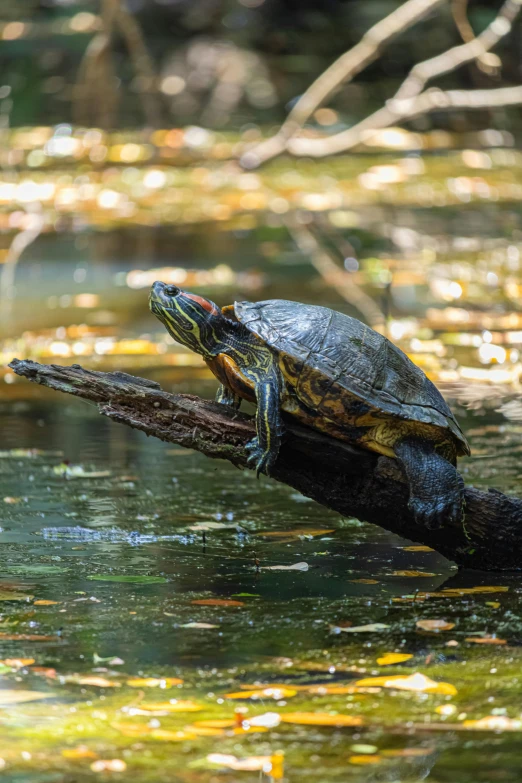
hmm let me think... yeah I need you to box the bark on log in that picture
[9,358,522,572]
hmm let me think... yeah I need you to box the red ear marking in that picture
[184,293,218,314]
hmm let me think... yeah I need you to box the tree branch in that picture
[240,0,446,168]
[9,358,522,572]
[287,85,522,157]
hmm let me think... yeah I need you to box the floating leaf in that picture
[191,598,244,607]
[463,716,522,731]
[226,687,296,700]
[231,593,260,597]
[260,562,309,571]
[133,700,200,713]
[0,658,35,669]
[180,622,219,629]
[307,685,359,695]
[192,719,236,729]
[246,712,281,728]
[376,653,413,666]
[350,579,379,585]
[355,672,457,696]
[349,755,382,765]
[402,546,435,552]
[383,747,435,757]
[62,746,98,760]
[150,729,198,741]
[90,760,126,773]
[416,620,455,632]
[0,690,53,704]
[3,496,23,504]
[34,600,60,606]
[87,575,168,584]
[207,753,273,772]
[392,570,436,578]
[189,522,239,532]
[127,677,183,688]
[0,633,59,642]
[65,675,120,688]
[280,712,363,727]
[331,623,390,633]
[54,464,111,479]
[465,636,507,645]
[439,586,509,596]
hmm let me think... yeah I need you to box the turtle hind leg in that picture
[394,437,464,530]
[215,384,241,410]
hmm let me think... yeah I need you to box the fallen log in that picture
[9,358,522,571]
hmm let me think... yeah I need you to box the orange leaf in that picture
[349,755,382,765]
[191,599,244,607]
[280,712,363,727]
[383,747,435,758]
[376,653,413,666]
[226,687,296,700]
[192,719,235,729]
[0,633,59,642]
[136,700,201,713]
[463,716,522,731]
[402,546,434,552]
[0,658,35,668]
[126,677,183,688]
[392,571,436,578]
[350,579,379,585]
[355,673,457,696]
[416,620,455,632]
[62,746,98,760]
[465,636,507,645]
[34,600,60,606]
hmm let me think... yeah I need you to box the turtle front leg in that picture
[246,377,283,477]
[215,384,241,410]
[394,437,464,530]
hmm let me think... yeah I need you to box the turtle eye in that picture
[165,285,180,297]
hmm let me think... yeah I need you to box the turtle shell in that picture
[234,299,469,456]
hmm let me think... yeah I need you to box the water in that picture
[0,377,521,782]
[3,168,522,778]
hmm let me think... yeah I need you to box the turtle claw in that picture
[409,494,463,530]
[245,437,276,477]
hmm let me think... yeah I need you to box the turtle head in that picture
[149,281,228,357]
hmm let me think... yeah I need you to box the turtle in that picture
[149,281,469,529]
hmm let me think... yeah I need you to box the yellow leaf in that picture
[62,746,97,760]
[463,716,522,731]
[137,700,201,712]
[34,600,60,606]
[67,676,120,688]
[192,719,236,729]
[392,571,436,578]
[280,712,363,727]
[225,687,296,700]
[383,747,435,757]
[486,602,500,609]
[306,685,360,695]
[465,636,507,645]
[416,620,455,632]
[0,658,34,669]
[376,653,413,666]
[126,677,183,688]
[150,729,198,741]
[440,586,508,596]
[184,726,226,737]
[355,672,457,696]
[350,579,379,585]
[0,690,53,705]
[403,546,434,552]
[349,755,382,765]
